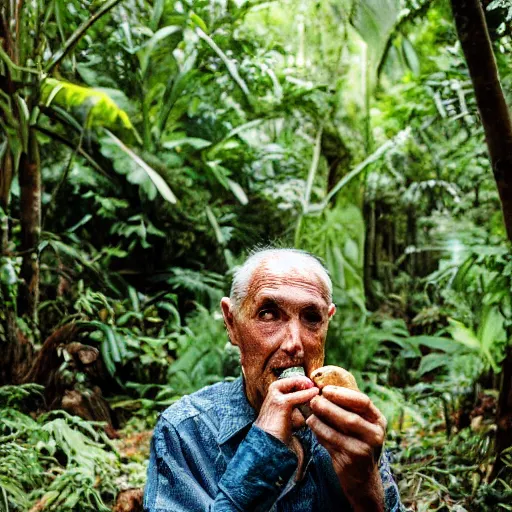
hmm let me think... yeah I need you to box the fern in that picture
[164,267,226,307]
[0,400,120,511]
[0,383,44,409]
[167,306,241,395]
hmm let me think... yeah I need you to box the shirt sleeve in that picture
[143,417,298,512]
[379,451,408,512]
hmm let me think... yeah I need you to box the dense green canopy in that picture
[1,0,511,510]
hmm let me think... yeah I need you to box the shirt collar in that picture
[218,376,257,445]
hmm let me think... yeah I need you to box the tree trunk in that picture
[322,125,351,194]
[1,168,28,386]
[0,20,34,385]
[0,14,15,257]
[0,199,9,256]
[492,341,512,480]
[450,0,512,480]
[451,0,512,239]
[0,151,28,385]
[0,153,13,254]
[406,206,417,276]
[18,128,41,325]
[363,200,377,309]
[23,324,118,438]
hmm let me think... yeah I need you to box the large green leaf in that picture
[448,310,503,372]
[102,130,177,204]
[40,78,135,133]
[151,0,165,29]
[408,335,460,354]
[350,0,401,71]
[448,319,481,351]
[478,307,506,349]
[204,161,248,204]
[417,353,450,377]
[162,137,212,151]
[205,206,226,246]
[138,25,182,77]
[478,306,505,372]
[311,128,410,211]
[157,68,200,136]
[196,27,251,102]
[299,202,366,313]
[402,37,420,75]
[227,179,249,205]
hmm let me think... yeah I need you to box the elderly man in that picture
[144,248,405,512]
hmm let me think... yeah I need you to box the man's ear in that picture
[328,303,336,319]
[220,297,238,346]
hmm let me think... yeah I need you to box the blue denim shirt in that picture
[144,377,406,512]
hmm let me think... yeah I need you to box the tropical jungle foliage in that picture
[1,0,512,510]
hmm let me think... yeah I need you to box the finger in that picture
[306,414,372,459]
[322,386,383,425]
[283,386,319,408]
[273,376,314,393]
[291,407,306,431]
[309,396,385,447]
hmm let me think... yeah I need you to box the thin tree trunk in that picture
[374,206,382,286]
[0,14,15,256]
[322,124,351,194]
[0,3,35,385]
[0,153,12,254]
[0,151,33,384]
[451,0,512,238]
[406,207,417,276]
[0,206,7,255]
[363,200,376,309]
[18,128,41,325]
[22,324,118,438]
[450,0,512,480]
[0,152,22,386]
[493,343,512,480]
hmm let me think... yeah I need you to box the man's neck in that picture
[241,375,262,412]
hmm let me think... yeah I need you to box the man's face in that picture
[221,259,336,411]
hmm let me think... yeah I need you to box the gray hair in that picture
[229,247,332,310]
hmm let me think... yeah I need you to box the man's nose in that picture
[281,319,304,358]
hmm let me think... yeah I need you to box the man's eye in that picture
[258,309,278,321]
[303,312,322,324]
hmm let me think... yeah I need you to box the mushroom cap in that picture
[310,365,359,391]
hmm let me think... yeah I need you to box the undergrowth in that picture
[0,384,143,512]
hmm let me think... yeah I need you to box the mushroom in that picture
[310,365,359,392]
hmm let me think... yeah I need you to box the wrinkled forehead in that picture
[242,258,331,307]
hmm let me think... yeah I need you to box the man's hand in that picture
[254,376,319,446]
[306,385,387,512]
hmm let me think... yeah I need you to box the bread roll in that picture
[310,365,359,391]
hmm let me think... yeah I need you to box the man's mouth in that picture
[272,365,305,378]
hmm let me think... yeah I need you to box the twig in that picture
[45,0,125,73]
